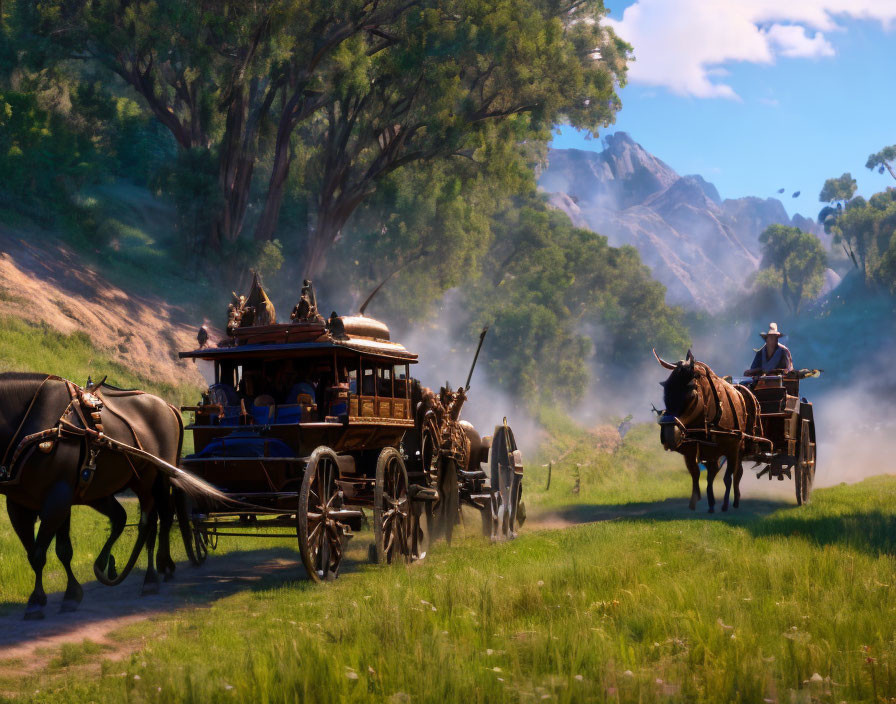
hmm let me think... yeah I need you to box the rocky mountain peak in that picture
[540,134,824,312]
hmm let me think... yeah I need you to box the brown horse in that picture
[655,351,761,513]
[0,373,222,619]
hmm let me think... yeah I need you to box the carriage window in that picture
[394,365,408,398]
[361,364,375,396]
[347,368,358,394]
[377,366,393,397]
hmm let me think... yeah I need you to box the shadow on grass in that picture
[538,496,791,526]
[0,540,375,654]
[747,510,896,556]
[537,497,896,557]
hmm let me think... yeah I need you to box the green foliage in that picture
[23,0,630,272]
[866,144,896,180]
[469,197,688,404]
[758,224,827,313]
[819,177,896,287]
[818,172,857,205]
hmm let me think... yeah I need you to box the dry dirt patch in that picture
[0,226,209,388]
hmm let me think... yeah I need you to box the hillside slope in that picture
[0,223,207,390]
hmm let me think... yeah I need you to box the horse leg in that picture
[705,459,719,514]
[6,500,39,615]
[56,513,83,612]
[25,482,73,619]
[722,459,733,512]
[154,478,176,581]
[733,456,744,509]
[685,455,701,510]
[141,507,161,596]
[90,495,127,582]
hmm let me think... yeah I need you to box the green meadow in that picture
[0,422,893,704]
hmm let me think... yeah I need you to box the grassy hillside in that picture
[0,316,201,406]
[0,430,893,703]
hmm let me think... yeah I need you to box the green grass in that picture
[0,316,201,407]
[1,455,893,702]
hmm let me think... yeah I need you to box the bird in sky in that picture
[792,191,801,198]
[777,188,785,194]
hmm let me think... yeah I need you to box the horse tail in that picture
[145,452,230,505]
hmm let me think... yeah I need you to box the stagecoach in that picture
[176,282,524,581]
[739,370,818,505]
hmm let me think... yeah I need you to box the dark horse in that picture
[0,373,221,619]
[655,351,761,513]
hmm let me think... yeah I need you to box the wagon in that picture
[740,370,818,505]
[176,285,524,581]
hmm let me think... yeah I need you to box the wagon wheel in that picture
[374,447,418,564]
[297,447,346,582]
[174,489,210,566]
[490,425,523,541]
[481,491,498,538]
[796,418,816,505]
[492,471,522,541]
[430,457,460,544]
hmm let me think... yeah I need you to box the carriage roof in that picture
[178,320,418,364]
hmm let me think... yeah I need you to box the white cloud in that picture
[606,0,896,99]
[764,24,834,58]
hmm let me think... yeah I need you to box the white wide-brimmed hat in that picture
[759,322,784,339]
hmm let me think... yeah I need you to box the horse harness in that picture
[659,365,770,451]
[0,376,145,498]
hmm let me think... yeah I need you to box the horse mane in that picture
[0,372,51,382]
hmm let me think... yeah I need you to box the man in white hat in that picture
[745,322,793,375]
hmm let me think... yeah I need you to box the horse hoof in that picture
[60,599,80,613]
[24,607,45,621]
[721,505,729,512]
[708,507,715,514]
[141,583,160,597]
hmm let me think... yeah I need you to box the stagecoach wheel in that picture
[493,472,522,540]
[430,457,460,544]
[374,447,414,564]
[490,424,523,541]
[297,447,345,582]
[481,490,499,539]
[174,489,209,566]
[420,420,440,484]
[797,418,815,505]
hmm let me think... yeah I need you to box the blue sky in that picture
[552,1,896,217]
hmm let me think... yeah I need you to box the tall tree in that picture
[30,0,422,255]
[283,0,628,277]
[758,224,827,313]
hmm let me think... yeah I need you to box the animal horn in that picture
[653,349,676,370]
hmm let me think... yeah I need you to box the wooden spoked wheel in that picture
[298,447,346,582]
[795,418,816,506]
[492,470,522,541]
[174,489,210,566]
[430,457,460,544]
[374,447,417,564]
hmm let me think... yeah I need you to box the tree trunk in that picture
[252,125,293,243]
